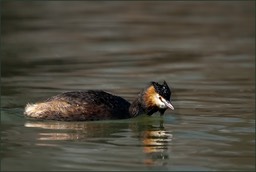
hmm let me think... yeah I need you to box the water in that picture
[1,1,255,171]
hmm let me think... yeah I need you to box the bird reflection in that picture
[25,122,85,141]
[139,121,173,166]
[24,117,173,166]
[24,120,128,141]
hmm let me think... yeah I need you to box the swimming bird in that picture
[24,81,174,121]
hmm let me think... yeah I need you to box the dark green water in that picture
[1,1,255,171]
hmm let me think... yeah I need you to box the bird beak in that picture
[162,98,174,110]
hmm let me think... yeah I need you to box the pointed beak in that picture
[162,98,174,110]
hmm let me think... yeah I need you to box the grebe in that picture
[24,81,174,121]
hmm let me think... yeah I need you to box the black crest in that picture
[151,81,171,101]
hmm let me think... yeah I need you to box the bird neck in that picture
[129,97,144,117]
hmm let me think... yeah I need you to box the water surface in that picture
[1,1,255,171]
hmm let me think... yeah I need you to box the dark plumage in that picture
[24,81,174,121]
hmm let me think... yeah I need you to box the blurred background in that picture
[1,1,255,171]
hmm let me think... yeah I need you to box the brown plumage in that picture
[24,81,174,121]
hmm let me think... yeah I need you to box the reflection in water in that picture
[24,121,126,141]
[24,119,173,166]
[140,123,173,166]
[25,122,85,141]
